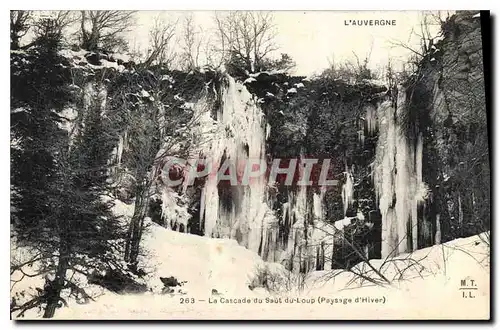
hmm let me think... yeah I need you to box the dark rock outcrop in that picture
[404,11,489,245]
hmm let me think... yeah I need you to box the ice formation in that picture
[159,186,190,232]
[195,76,274,253]
[365,104,378,135]
[154,77,434,268]
[373,88,428,259]
[342,166,354,216]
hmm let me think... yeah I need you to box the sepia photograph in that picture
[9,9,491,320]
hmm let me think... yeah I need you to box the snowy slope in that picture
[137,220,273,296]
[47,226,490,320]
[53,221,279,319]
[11,197,489,320]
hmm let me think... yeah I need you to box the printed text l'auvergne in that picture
[344,19,397,26]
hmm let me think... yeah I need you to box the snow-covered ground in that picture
[11,219,489,320]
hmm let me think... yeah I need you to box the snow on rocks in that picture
[181,102,195,110]
[134,89,154,102]
[59,49,128,73]
[304,233,489,318]
[174,94,185,102]
[248,69,286,78]
[110,53,130,63]
[100,59,123,71]
[48,231,489,320]
[58,107,78,133]
[361,78,387,89]
[11,107,27,114]
[161,75,175,83]
[334,217,356,231]
[138,223,270,295]
[243,77,257,84]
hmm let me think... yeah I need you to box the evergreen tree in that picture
[69,85,124,257]
[11,18,129,319]
[11,17,71,238]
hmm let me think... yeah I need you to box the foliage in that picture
[10,10,32,50]
[10,22,133,318]
[79,11,136,52]
[214,11,279,74]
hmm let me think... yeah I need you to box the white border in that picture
[2,1,498,329]
[3,1,498,10]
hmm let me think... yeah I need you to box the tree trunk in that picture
[11,35,20,50]
[124,184,150,264]
[43,242,69,318]
[80,12,100,51]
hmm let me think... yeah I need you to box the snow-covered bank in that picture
[11,197,490,320]
[45,225,489,320]
[11,198,489,320]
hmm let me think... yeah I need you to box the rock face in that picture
[246,11,489,268]
[160,276,181,287]
[240,74,388,271]
[403,11,489,246]
[21,12,485,274]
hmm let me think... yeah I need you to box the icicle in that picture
[342,166,354,216]
[416,133,423,185]
[435,214,442,245]
[358,129,365,144]
[195,75,274,252]
[159,185,191,233]
[294,184,308,228]
[184,74,344,269]
[116,134,124,166]
[373,87,428,258]
[99,86,107,116]
[395,129,410,254]
[458,194,463,226]
[313,190,324,221]
[365,104,377,134]
[266,123,271,139]
[373,101,397,258]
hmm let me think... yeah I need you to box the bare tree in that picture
[109,70,212,265]
[10,11,32,50]
[79,10,136,52]
[322,48,375,84]
[180,13,203,71]
[351,41,374,80]
[309,221,434,289]
[31,11,78,47]
[388,11,449,59]
[214,11,278,73]
[142,15,177,69]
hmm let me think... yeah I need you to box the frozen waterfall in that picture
[373,88,428,259]
[155,75,434,270]
[197,76,274,253]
